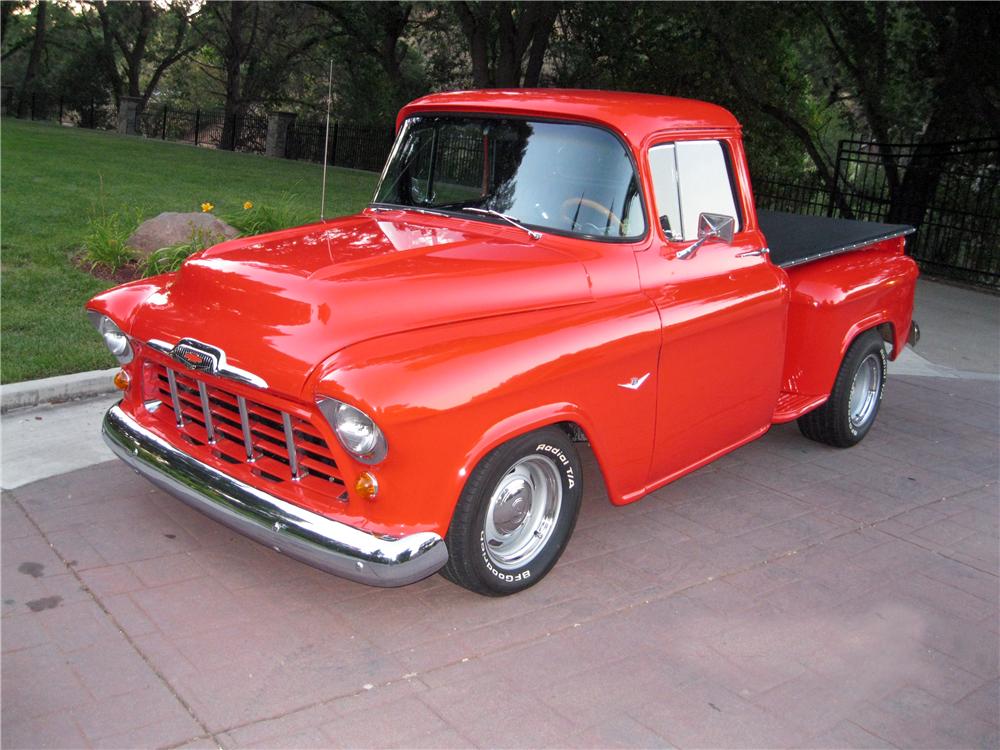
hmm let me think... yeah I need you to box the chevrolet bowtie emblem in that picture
[172,342,218,373]
[618,373,650,390]
[180,350,208,367]
[147,337,270,390]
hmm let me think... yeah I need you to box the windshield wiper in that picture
[461,207,541,240]
[370,204,451,218]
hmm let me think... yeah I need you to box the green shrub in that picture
[140,230,214,276]
[82,205,141,272]
[225,193,314,236]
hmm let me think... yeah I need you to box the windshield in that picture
[373,116,646,240]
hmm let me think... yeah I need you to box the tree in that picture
[2,1,34,62]
[195,2,322,149]
[310,1,414,112]
[15,0,45,118]
[452,2,560,88]
[88,0,198,109]
[549,3,828,196]
[815,2,1000,224]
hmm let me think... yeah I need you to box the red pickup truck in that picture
[89,90,919,595]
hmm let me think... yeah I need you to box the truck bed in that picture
[759,210,915,269]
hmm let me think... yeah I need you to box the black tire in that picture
[798,329,887,448]
[440,427,583,595]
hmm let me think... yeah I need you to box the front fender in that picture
[307,297,662,537]
[85,273,176,332]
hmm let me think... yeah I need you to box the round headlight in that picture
[102,325,130,358]
[87,312,134,365]
[317,398,388,464]
[335,403,379,454]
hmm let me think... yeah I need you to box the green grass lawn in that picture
[1,118,378,383]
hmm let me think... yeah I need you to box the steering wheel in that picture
[560,197,622,234]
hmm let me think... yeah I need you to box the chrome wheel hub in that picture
[484,455,562,570]
[849,353,882,427]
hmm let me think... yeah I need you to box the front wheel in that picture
[441,427,582,595]
[798,329,887,448]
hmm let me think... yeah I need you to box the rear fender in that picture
[782,239,918,397]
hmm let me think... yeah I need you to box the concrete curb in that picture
[1,368,119,414]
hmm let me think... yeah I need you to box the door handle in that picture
[737,247,770,258]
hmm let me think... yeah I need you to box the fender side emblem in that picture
[618,373,650,390]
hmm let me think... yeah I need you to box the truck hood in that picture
[128,212,593,399]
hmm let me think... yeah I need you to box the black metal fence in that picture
[756,136,1000,289]
[135,104,269,153]
[286,120,395,172]
[2,88,117,129]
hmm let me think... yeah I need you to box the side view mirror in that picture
[676,212,736,260]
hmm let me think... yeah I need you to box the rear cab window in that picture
[648,140,741,241]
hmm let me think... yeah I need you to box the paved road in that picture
[2,279,997,749]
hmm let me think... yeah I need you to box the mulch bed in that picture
[71,251,142,285]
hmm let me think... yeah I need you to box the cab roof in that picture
[397,89,741,148]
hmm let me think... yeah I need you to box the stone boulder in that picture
[126,212,240,256]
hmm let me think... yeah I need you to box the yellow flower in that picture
[243,201,254,210]
[200,202,214,213]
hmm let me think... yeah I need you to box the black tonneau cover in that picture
[759,210,915,269]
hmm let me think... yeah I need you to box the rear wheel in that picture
[441,427,582,595]
[798,329,887,448]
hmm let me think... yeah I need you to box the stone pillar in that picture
[0,86,12,117]
[266,111,296,157]
[117,96,142,135]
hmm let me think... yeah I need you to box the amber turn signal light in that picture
[355,471,379,500]
[113,369,131,391]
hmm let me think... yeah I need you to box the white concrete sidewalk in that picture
[1,394,119,489]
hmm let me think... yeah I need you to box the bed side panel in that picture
[781,238,918,398]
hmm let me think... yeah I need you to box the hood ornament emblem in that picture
[618,373,650,391]
[146,337,269,390]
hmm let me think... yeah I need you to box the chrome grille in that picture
[144,360,346,502]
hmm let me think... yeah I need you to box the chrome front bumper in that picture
[102,405,448,587]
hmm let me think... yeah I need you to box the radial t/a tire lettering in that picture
[441,427,583,595]
[798,329,887,448]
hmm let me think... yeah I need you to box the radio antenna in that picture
[320,58,333,220]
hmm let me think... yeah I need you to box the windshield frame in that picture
[370,112,650,245]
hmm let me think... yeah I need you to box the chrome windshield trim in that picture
[102,405,448,587]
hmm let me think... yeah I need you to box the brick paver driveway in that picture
[3,375,997,749]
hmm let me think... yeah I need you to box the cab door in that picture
[636,138,787,485]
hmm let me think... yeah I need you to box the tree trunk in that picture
[220,62,243,150]
[522,4,559,87]
[125,2,154,100]
[884,108,953,241]
[219,2,247,151]
[495,3,520,87]
[454,3,492,87]
[378,2,411,109]
[16,1,46,119]
[92,2,124,106]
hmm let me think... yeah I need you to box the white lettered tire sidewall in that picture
[847,344,887,439]
[443,427,583,595]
